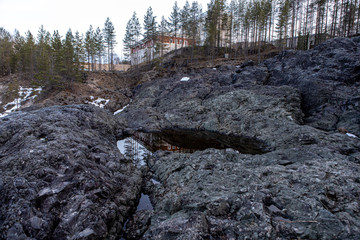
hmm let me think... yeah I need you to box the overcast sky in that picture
[0,0,210,59]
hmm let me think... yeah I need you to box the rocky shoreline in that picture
[0,37,359,239]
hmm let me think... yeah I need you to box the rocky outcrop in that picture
[1,36,359,240]
[263,37,360,133]
[118,37,360,152]
[0,105,142,239]
[117,37,360,239]
[143,145,360,239]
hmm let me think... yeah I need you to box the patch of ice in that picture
[0,86,42,118]
[346,133,358,138]
[114,104,129,115]
[180,77,190,82]
[151,178,161,185]
[86,97,110,108]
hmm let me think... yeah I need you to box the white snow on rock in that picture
[346,133,358,138]
[86,96,109,108]
[150,178,161,185]
[114,104,129,115]
[213,68,217,70]
[180,77,190,82]
[0,86,42,118]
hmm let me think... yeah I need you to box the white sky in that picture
[0,0,209,60]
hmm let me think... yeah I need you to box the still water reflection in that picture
[117,132,197,167]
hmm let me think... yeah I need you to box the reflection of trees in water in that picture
[124,137,152,166]
[124,138,135,159]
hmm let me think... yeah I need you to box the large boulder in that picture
[0,105,142,239]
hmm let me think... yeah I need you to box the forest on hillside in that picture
[0,18,116,89]
[0,0,359,88]
[124,0,360,58]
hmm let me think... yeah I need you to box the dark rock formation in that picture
[145,146,360,239]
[1,36,359,240]
[0,105,142,239]
[263,37,360,133]
[117,37,360,239]
[118,37,360,151]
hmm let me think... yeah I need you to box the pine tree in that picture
[123,19,134,61]
[205,0,226,49]
[104,17,116,71]
[143,6,157,61]
[85,25,95,71]
[158,16,170,57]
[188,1,203,58]
[63,29,76,84]
[94,27,104,70]
[123,12,142,63]
[277,0,291,49]
[169,1,181,50]
[0,28,13,76]
[23,31,36,79]
[74,31,85,74]
[51,30,63,85]
[144,6,157,40]
[35,25,51,83]
[11,30,24,73]
[180,1,191,48]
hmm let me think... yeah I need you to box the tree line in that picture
[0,18,116,88]
[123,0,360,61]
[1,0,359,80]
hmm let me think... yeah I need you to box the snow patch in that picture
[86,96,109,108]
[151,178,160,185]
[213,68,217,70]
[180,77,190,82]
[346,133,358,138]
[114,104,129,115]
[0,86,42,118]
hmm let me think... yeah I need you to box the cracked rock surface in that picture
[0,105,142,239]
[118,37,360,239]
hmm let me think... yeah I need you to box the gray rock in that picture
[263,37,360,134]
[116,37,360,239]
[0,105,142,239]
[143,146,360,239]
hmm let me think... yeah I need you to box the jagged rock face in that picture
[144,146,360,240]
[264,37,360,133]
[0,105,142,239]
[119,69,307,152]
[118,37,360,151]
[118,37,360,239]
